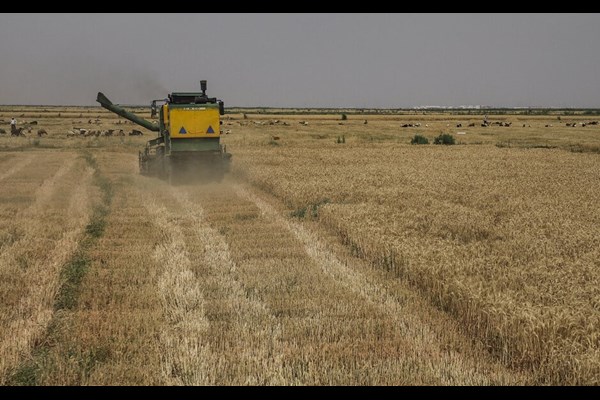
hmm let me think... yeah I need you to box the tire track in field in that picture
[0,155,33,182]
[172,189,286,385]
[233,184,518,385]
[0,161,94,383]
[144,200,212,385]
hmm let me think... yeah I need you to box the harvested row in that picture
[138,181,287,385]
[0,153,94,383]
[144,197,214,385]
[26,154,167,385]
[172,191,287,385]
[0,153,64,246]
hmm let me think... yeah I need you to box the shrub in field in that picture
[341,113,347,121]
[410,134,429,145]
[291,198,330,219]
[336,135,346,144]
[433,133,455,145]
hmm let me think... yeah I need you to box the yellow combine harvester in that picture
[97,80,231,183]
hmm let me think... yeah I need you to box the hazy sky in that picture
[1,13,599,108]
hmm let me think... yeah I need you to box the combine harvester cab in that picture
[97,80,231,184]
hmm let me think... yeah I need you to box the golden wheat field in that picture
[0,106,598,385]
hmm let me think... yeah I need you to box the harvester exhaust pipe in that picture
[200,80,207,96]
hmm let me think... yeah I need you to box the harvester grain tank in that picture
[96,80,231,183]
